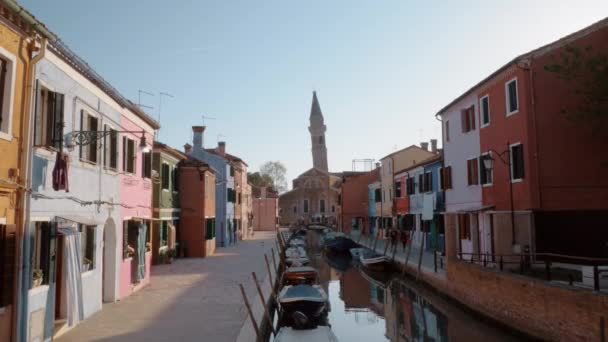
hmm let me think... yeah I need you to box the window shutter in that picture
[103,125,108,167]
[0,224,16,306]
[445,166,452,189]
[123,221,129,259]
[469,106,476,130]
[461,109,467,132]
[53,93,65,150]
[418,174,423,193]
[473,159,479,185]
[122,137,127,171]
[47,222,58,284]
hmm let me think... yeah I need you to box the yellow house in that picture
[0,5,41,342]
[378,143,436,228]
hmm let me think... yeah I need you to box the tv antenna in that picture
[138,89,154,110]
[202,115,216,125]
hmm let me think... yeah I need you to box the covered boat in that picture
[359,249,388,270]
[307,224,329,231]
[282,266,319,286]
[349,247,365,259]
[285,246,309,266]
[278,284,328,329]
[324,235,358,253]
[289,238,306,247]
[274,326,339,342]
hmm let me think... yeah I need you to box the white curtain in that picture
[60,227,84,327]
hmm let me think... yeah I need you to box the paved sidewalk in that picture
[59,231,277,342]
[352,232,447,278]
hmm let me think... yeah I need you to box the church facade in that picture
[279,92,341,226]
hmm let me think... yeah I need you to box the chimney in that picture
[431,139,438,154]
[217,141,226,155]
[192,126,205,150]
[421,142,429,151]
[184,143,192,154]
[375,162,381,169]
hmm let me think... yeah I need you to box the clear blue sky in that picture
[20,0,608,186]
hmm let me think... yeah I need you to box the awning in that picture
[56,215,103,226]
[457,205,495,213]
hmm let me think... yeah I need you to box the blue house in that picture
[422,156,445,253]
[187,126,235,247]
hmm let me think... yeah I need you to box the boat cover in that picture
[285,266,316,274]
[274,326,339,342]
[279,285,326,303]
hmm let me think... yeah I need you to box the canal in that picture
[271,231,534,342]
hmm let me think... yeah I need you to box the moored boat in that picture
[285,246,310,266]
[359,249,388,271]
[349,247,365,259]
[278,284,328,329]
[307,224,329,231]
[324,236,358,253]
[282,266,319,286]
[274,326,339,342]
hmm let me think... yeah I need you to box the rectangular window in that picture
[78,225,95,271]
[423,172,432,192]
[0,224,16,306]
[0,57,12,137]
[510,143,524,181]
[31,222,55,287]
[161,163,170,190]
[442,166,453,189]
[480,153,493,185]
[79,111,98,163]
[438,168,443,190]
[461,105,476,133]
[303,200,309,213]
[331,205,335,213]
[103,125,118,170]
[230,166,235,177]
[467,158,479,186]
[172,167,179,191]
[418,174,424,193]
[445,120,450,142]
[293,206,297,214]
[458,214,471,240]
[205,218,216,240]
[160,221,168,247]
[374,188,381,202]
[320,199,326,213]
[406,177,414,195]
[142,152,152,179]
[238,192,242,204]
[480,95,490,126]
[395,181,401,198]
[506,78,519,115]
[34,87,65,149]
[123,137,135,174]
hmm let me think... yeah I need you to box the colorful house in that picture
[340,169,379,235]
[20,16,159,342]
[0,5,34,341]
[367,180,381,236]
[151,142,187,264]
[178,155,216,257]
[437,18,608,264]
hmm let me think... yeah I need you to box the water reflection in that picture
[302,231,525,342]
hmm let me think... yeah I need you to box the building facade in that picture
[0,8,34,342]
[151,142,186,264]
[279,92,341,227]
[178,156,216,257]
[340,169,379,235]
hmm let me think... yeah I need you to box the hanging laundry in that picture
[52,151,70,192]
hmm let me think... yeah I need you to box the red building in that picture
[446,18,608,258]
[178,156,217,257]
[340,169,380,235]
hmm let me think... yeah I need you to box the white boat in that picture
[274,326,339,342]
[285,246,309,266]
[289,238,306,247]
[359,249,388,270]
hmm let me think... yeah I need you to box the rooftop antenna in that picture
[138,89,155,110]
[158,92,174,140]
[202,115,216,126]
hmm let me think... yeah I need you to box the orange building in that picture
[178,157,216,257]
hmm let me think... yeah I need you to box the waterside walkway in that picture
[58,231,278,342]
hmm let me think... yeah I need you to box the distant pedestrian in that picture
[401,230,409,251]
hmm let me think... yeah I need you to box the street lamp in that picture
[480,142,517,246]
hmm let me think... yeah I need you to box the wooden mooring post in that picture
[252,272,277,336]
[264,254,274,292]
[239,284,261,342]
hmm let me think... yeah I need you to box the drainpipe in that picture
[17,36,47,342]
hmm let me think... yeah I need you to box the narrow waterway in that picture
[271,231,534,342]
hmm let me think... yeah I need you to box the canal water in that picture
[271,231,532,342]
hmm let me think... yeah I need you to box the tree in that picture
[544,44,608,141]
[247,172,274,188]
[259,161,288,193]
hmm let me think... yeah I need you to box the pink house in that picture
[118,105,159,299]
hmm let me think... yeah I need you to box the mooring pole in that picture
[252,272,277,336]
[271,248,278,272]
[239,284,261,342]
[264,253,274,292]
